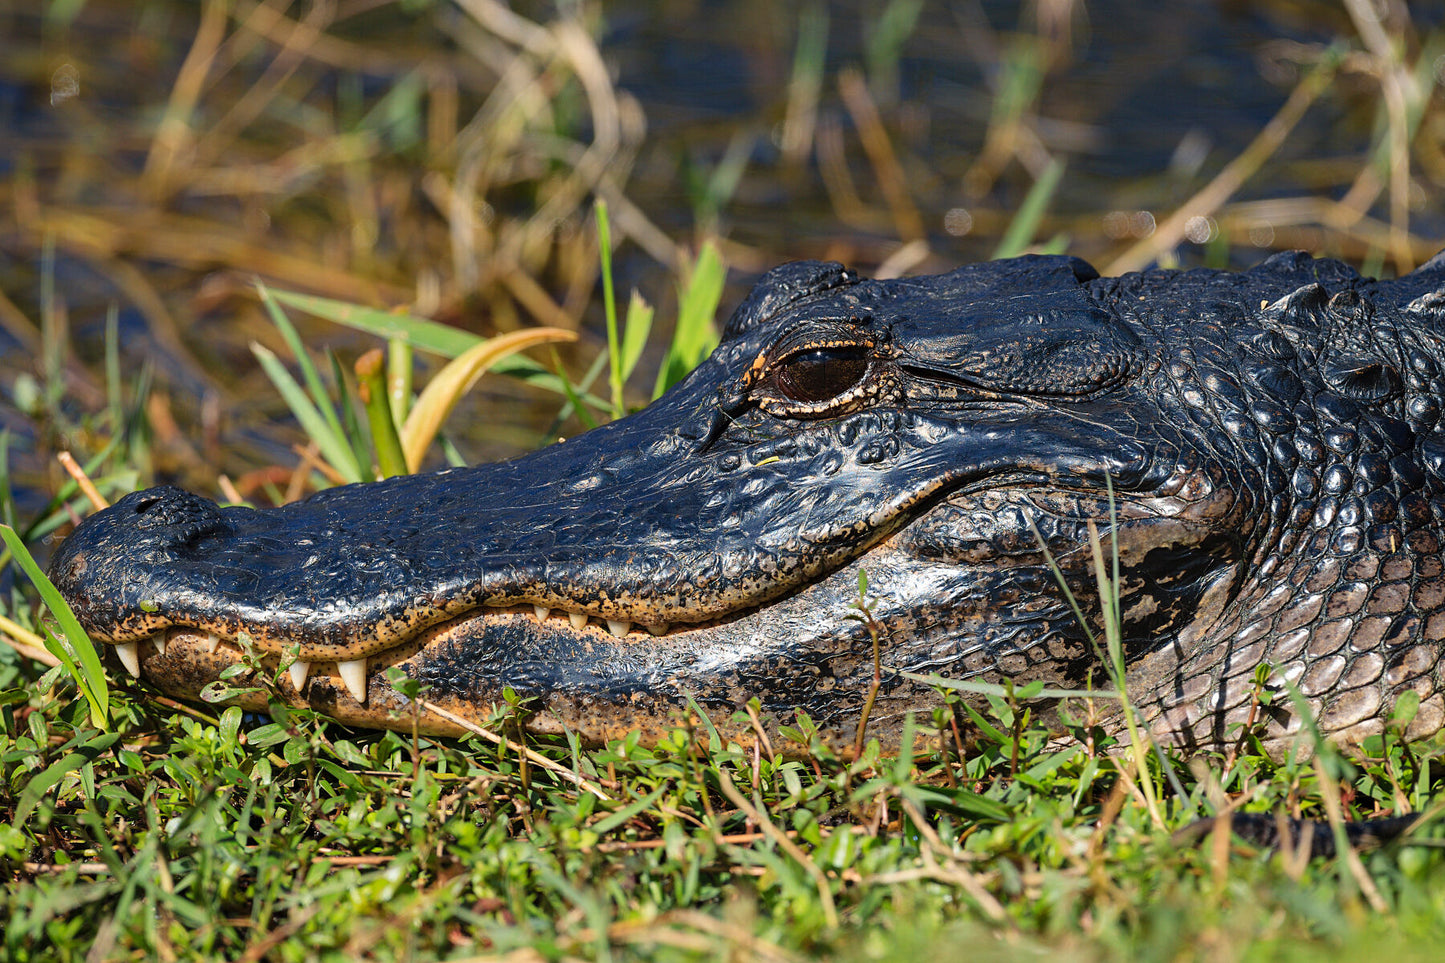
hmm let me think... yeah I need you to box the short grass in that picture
[3,634,1445,961]
[6,1,1445,960]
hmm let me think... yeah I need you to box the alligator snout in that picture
[51,487,230,638]
[48,251,1445,754]
[54,486,231,565]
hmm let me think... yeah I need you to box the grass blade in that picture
[269,289,484,358]
[0,430,15,531]
[400,327,577,472]
[896,668,1122,701]
[251,342,363,484]
[551,347,600,434]
[1,524,109,730]
[268,288,608,409]
[255,281,351,462]
[387,338,413,425]
[654,241,725,398]
[992,156,1065,259]
[618,290,655,388]
[596,200,624,419]
[354,349,408,479]
[328,350,376,484]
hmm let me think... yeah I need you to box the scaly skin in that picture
[48,252,1445,755]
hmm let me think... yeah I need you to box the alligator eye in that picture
[775,346,870,403]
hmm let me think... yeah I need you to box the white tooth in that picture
[645,623,669,636]
[289,660,311,691]
[203,631,221,654]
[153,632,167,656]
[533,604,552,621]
[338,658,368,703]
[115,642,141,679]
[568,612,589,631]
[607,620,632,637]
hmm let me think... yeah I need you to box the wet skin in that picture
[48,251,1445,754]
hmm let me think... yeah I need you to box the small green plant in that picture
[251,205,726,488]
[254,281,576,483]
[595,199,656,420]
[0,524,108,730]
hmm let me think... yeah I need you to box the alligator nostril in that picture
[111,486,233,541]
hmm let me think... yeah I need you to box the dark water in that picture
[602,0,1443,261]
[0,0,1442,508]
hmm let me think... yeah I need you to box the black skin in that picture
[48,250,1445,758]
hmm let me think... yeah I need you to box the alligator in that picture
[46,250,1445,758]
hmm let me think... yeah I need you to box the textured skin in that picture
[47,251,1445,755]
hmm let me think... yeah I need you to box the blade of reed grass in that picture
[654,242,725,398]
[387,339,413,425]
[270,290,483,356]
[268,289,608,409]
[328,350,376,483]
[256,282,354,474]
[400,327,578,472]
[0,431,14,531]
[895,668,1122,701]
[992,156,1065,259]
[596,200,624,419]
[104,305,122,432]
[354,349,407,478]
[552,347,601,433]
[250,343,363,485]
[0,524,109,730]
[618,291,655,389]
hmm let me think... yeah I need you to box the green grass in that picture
[6,0,1445,958]
[3,630,1445,960]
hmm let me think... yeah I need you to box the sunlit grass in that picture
[4,0,1445,959]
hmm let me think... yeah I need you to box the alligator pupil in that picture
[776,346,869,403]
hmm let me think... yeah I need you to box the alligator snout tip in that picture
[112,486,231,535]
[46,486,237,632]
[51,486,231,567]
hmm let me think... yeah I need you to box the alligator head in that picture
[48,252,1445,754]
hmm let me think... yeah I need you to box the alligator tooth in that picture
[203,631,221,654]
[606,620,632,637]
[289,660,311,691]
[568,612,589,631]
[645,623,669,636]
[533,604,552,621]
[152,632,168,656]
[338,658,368,703]
[115,642,142,679]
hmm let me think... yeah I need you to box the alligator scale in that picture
[49,252,1445,754]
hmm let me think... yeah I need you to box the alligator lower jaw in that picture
[119,612,779,747]
[106,601,695,703]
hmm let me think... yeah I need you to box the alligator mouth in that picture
[108,593,782,706]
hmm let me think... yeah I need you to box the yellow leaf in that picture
[400,327,577,472]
